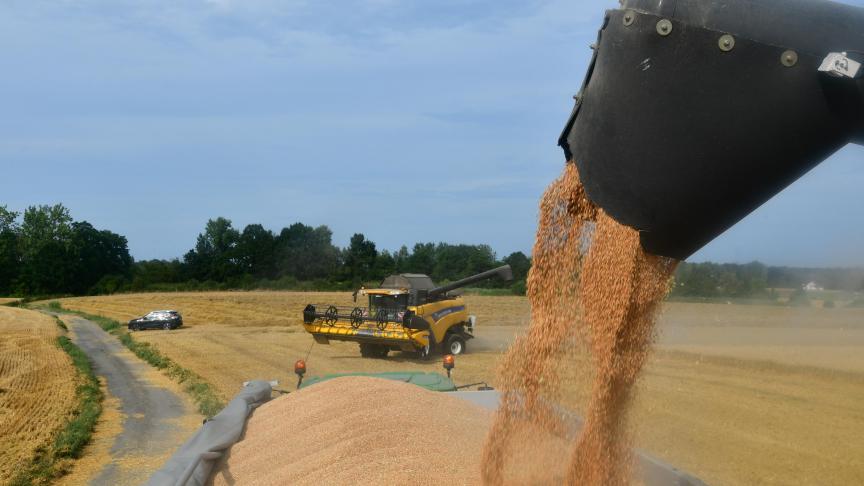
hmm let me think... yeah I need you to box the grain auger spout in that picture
[421,265,513,302]
[559,0,864,260]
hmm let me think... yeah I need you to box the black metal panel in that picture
[561,4,860,260]
[623,0,864,55]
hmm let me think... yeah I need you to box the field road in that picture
[62,315,200,485]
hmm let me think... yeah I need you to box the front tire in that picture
[163,322,171,331]
[445,334,466,355]
[416,343,431,360]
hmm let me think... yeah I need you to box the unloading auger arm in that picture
[560,0,864,260]
[426,265,513,299]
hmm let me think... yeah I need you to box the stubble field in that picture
[0,306,79,483]
[56,292,864,485]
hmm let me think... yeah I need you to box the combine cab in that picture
[303,265,512,358]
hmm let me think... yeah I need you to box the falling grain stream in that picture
[482,163,677,485]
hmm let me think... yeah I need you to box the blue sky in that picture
[1,0,862,267]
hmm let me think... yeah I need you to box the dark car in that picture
[128,310,183,331]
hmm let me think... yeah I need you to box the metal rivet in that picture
[656,19,673,36]
[623,10,635,26]
[781,50,798,67]
[718,34,735,52]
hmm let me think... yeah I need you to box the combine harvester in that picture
[302,265,513,358]
[148,0,864,483]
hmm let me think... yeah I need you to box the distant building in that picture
[803,281,824,292]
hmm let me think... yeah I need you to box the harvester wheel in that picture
[350,307,364,329]
[324,306,338,326]
[375,309,388,330]
[445,334,466,355]
[416,343,431,360]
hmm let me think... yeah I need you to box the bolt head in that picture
[718,34,735,52]
[781,50,798,67]
[656,19,673,36]
[623,10,635,26]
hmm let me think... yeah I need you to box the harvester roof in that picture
[378,273,436,291]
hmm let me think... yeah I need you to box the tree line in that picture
[0,204,132,296]
[671,261,864,298]
[2,203,861,298]
[133,216,532,293]
[0,204,530,296]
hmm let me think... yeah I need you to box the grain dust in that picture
[482,163,677,485]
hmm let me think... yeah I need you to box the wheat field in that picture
[55,291,864,485]
[0,306,79,483]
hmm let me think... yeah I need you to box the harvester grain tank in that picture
[302,265,513,358]
[560,0,864,259]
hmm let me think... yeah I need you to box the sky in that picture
[1,0,862,267]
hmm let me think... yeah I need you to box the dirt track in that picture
[62,315,200,485]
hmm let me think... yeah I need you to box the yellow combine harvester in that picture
[302,265,512,359]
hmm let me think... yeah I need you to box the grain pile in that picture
[212,376,571,486]
[482,163,677,485]
[0,306,79,483]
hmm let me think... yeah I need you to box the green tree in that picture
[431,243,497,283]
[184,217,241,281]
[406,242,436,275]
[503,251,531,281]
[0,206,20,294]
[343,233,378,285]
[69,221,133,294]
[237,224,277,279]
[393,245,410,273]
[131,259,186,289]
[17,204,74,294]
[373,250,396,279]
[276,223,339,280]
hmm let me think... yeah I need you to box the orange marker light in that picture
[443,354,455,370]
[294,359,306,376]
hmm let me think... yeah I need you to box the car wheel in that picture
[445,333,466,355]
[163,322,171,331]
[130,323,139,331]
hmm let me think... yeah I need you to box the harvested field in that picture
[0,306,79,483]
[55,292,864,485]
[213,376,569,486]
[57,291,530,329]
[0,298,20,306]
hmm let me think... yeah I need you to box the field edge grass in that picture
[9,321,102,486]
[46,301,224,417]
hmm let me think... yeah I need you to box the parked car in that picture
[128,310,183,331]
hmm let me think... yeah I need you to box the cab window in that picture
[368,294,408,312]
